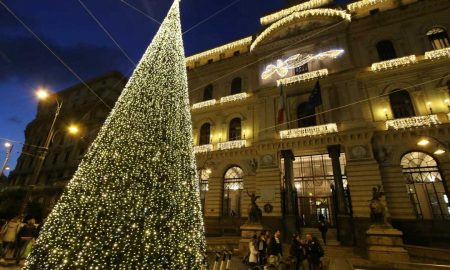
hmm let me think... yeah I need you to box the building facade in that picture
[8,71,127,216]
[187,0,450,247]
[6,0,450,249]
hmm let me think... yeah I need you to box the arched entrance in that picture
[401,152,450,220]
[222,166,244,217]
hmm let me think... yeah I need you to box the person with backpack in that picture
[305,235,324,270]
[0,216,21,263]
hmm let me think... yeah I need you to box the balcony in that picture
[277,69,328,87]
[279,123,338,139]
[220,93,249,104]
[193,144,213,154]
[371,55,417,72]
[192,99,217,110]
[385,115,440,130]
[425,47,450,60]
[217,139,246,150]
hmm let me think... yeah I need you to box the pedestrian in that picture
[317,214,328,245]
[268,230,282,262]
[15,216,38,265]
[290,234,307,270]
[305,235,324,270]
[248,235,258,267]
[257,232,267,265]
[0,216,21,262]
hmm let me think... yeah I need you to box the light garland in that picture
[193,144,213,153]
[220,92,249,104]
[260,0,332,25]
[23,1,206,269]
[279,123,338,139]
[424,47,450,60]
[185,36,252,65]
[217,139,246,150]
[251,9,351,51]
[347,0,389,12]
[277,69,328,86]
[371,55,417,72]
[191,99,217,110]
[385,115,440,130]
[262,49,343,80]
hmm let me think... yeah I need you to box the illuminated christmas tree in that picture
[24,0,206,269]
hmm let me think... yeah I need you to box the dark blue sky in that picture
[0,0,288,172]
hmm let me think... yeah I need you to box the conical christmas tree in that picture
[24,1,206,269]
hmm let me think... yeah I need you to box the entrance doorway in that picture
[286,153,347,227]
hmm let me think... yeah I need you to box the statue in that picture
[246,190,262,223]
[369,185,388,225]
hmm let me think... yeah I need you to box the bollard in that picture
[212,251,221,270]
[225,250,232,270]
[219,251,227,270]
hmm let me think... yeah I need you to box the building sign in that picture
[261,49,344,80]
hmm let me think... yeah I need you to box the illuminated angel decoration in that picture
[261,49,344,80]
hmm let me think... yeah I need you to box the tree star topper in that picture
[261,49,344,80]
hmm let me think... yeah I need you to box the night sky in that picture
[0,0,290,172]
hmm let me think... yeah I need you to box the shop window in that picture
[401,152,450,220]
[427,27,450,50]
[199,123,211,145]
[376,40,397,61]
[389,90,415,118]
[231,77,242,95]
[229,118,241,141]
[223,166,244,217]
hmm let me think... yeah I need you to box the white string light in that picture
[277,69,328,86]
[385,115,440,130]
[425,47,450,60]
[279,124,338,139]
[260,0,332,25]
[371,55,417,72]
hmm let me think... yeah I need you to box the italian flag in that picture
[277,83,285,124]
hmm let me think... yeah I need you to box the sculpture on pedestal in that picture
[246,190,262,223]
[369,185,388,225]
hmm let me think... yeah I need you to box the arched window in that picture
[376,40,397,61]
[223,166,244,216]
[203,84,213,101]
[231,77,242,95]
[199,123,211,145]
[297,102,316,128]
[389,90,415,118]
[427,27,450,50]
[401,152,449,220]
[229,118,242,141]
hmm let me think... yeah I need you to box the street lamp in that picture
[0,142,13,176]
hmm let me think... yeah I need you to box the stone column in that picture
[281,149,298,241]
[327,144,354,245]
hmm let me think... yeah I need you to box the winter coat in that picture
[249,240,258,263]
[268,236,282,256]
[290,239,306,261]
[1,220,21,243]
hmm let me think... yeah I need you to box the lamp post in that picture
[0,142,13,177]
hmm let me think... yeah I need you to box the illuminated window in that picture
[427,27,450,50]
[199,169,210,215]
[199,123,211,145]
[203,84,213,101]
[401,152,450,220]
[231,77,242,95]
[376,40,397,61]
[223,166,244,217]
[297,102,316,128]
[389,90,415,118]
[229,118,242,141]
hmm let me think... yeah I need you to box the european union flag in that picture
[308,80,322,107]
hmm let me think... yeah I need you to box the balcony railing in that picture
[220,93,249,104]
[425,47,450,60]
[193,144,213,153]
[385,115,440,130]
[277,69,328,87]
[192,99,217,110]
[217,139,246,150]
[371,55,417,72]
[279,123,338,139]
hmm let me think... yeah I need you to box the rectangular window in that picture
[294,63,309,75]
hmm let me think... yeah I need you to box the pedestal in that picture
[366,225,409,262]
[239,223,265,255]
